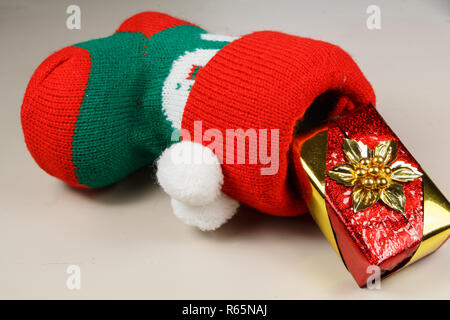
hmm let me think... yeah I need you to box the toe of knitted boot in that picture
[21,12,224,189]
[21,39,159,189]
[21,46,91,188]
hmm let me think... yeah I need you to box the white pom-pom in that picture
[157,141,223,206]
[171,192,239,231]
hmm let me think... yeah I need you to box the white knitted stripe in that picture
[161,33,238,130]
[200,33,238,42]
[162,48,218,130]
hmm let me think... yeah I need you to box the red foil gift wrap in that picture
[294,104,450,287]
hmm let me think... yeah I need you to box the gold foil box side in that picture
[299,129,341,256]
[406,174,450,265]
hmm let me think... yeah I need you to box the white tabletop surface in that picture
[1,0,449,299]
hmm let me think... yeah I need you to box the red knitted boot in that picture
[21,12,375,231]
[156,23,375,230]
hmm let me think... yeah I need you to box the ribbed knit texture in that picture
[21,46,91,187]
[22,12,231,188]
[116,11,196,38]
[22,12,375,218]
[182,31,375,216]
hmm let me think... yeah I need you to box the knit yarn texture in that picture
[21,12,375,216]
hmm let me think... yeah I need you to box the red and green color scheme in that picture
[22,12,450,288]
[22,12,234,189]
[22,11,375,229]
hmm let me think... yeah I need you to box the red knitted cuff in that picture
[182,31,375,217]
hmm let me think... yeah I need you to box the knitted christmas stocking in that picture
[21,12,375,230]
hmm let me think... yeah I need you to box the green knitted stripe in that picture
[72,25,228,188]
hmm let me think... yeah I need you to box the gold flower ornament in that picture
[327,139,422,213]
